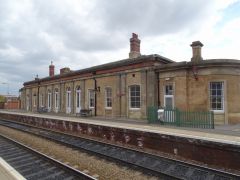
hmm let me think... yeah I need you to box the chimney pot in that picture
[49,61,55,77]
[129,33,141,59]
[132,33,138,38]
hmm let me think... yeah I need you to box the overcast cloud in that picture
[0,0,239,95]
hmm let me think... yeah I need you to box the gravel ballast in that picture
[0,125,158,180]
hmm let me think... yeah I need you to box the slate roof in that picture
[155,59,240,72]
[24,54,174,86]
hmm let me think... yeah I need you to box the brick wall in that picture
[4,101,20,109]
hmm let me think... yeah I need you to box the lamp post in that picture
[93,77,101,116]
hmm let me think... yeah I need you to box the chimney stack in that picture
[129,33,141,59]
[191,41,203,63]
[49,61,55,77]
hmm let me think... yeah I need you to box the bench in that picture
[38,107,48,113]
[76,109,92,117]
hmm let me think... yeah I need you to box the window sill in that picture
[211,110,224,114]
[129,108,141,111]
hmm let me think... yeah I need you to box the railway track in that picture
[0,119,239,180]
[0,133,96,180]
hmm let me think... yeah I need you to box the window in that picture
[48,91,51,110]
[210,82,224,111]
[129,85,140,109]
[105,87,112,108]
[26,95,29,111]
[33,95,36,107]
[55,89,59,110]
[165,85,173,95]
[40,94,44,107]
[89,90,95,108]
[66,87,71,114]
[77,92,80,107]
[66,87,71,108]
[76,86,81,108]
[164,84,174,109]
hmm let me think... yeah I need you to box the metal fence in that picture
[147,107,214,129]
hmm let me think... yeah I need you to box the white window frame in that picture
[26,95,29,111]
[129,85,141,109]
[105,87,112,109]
[47,91,51,111]
[40,94,44,107]
[76,86,81,113]
[164,84,174,109]
[209,81,224,113]
[54,90,59,112]
[89,89,95,109]
[66,87,71,114]
[33,95,36,107]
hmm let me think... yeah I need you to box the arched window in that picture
[54,88,59,112]
[40,93,44,107]
[47,90,52,111]
[76,86,81,113]
[89,89,95,109]
[26,94,29,111]
[33,93,37,107]
[66,87,71,113]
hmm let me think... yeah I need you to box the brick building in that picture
[20,33,240,124]
[0,95,20,109]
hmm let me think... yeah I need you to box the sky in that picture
[0,0,240,95]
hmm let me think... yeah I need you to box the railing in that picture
[147,107,214,129]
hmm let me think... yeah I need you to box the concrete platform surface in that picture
[0,110,240,146]
[0,157,26,180]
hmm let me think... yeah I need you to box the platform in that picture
[0,110,240,145]
[0,157,26,180]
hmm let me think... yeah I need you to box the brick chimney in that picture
[191,41,203,63]
[129,33,141,59]
[49,61,55,77]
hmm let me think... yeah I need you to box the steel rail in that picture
[0,119,239,180]
[0,133,96,180]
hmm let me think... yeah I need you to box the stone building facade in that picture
[20,33,240,124]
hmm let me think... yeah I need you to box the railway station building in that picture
[20,33,240,125]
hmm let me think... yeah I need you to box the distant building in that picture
[0,94,20,109]
[20,33,240,124]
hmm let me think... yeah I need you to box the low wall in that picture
[0,112,239,172]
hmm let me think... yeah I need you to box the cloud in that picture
[95,0,215,36]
